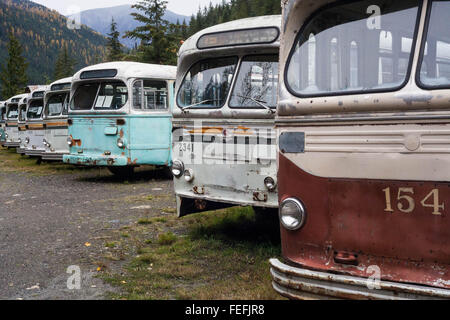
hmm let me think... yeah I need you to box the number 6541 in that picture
[382,188,444,216]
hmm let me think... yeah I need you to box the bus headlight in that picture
[280,198,306,231]
[171,160,184,178]
[264,176,277,191]
[5,133,8,138]
[25,137,30,144]
[67,137,73,146]
[42,139,47,146]
[18,138,22,143]
[117,138,125,148]
[184,168,194,182]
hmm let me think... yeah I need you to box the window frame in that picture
[176,56,239,110]
[416,0,450,90]
[228,54,279,110]
[284,0,423,99]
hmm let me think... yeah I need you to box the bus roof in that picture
[6,93,29,104]
[72,62,177,82]
[50,77,72,86]
[179,15,281,56]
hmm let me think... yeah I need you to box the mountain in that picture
[0,0,107,99]
[78,5,190,48]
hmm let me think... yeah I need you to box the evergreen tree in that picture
[106,18,123,62]
[124,0,174,64]
[0,32,28,99]
[53,46,76,80]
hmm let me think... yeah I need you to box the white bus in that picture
[4,94,28,148]
[42,77,72,161]
[172,15,281,216]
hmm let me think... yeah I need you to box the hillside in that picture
[0,0,107,99]
[78,5,190,48]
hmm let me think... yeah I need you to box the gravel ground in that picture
[0,158,176,300]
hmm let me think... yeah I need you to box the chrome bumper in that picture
[270,258,450,300]
[41,152,66,161]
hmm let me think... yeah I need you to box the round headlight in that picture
[67,137,73,146]
[171,160,184,178]
[18,138,22,143]
[279,198,307,231]
[184,168,194,182]
[5,133,8,138]
[264,176,277,191]
[117,138,125,148]
[25,137,30,144]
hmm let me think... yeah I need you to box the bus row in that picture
[1,0,450,299]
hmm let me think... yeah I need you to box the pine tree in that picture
[0,32,28,99]
[53,46,76,80]
[106,18,123,62]
[124,0,174,65]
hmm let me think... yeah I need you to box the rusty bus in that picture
[42,77,72,161]
[24,87,49,158]
[172,15,281,217]
[17,94,29,155]
[270,0,450,299]
[4,94,28,148]
[63,62,176,177]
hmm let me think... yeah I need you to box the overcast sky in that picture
[32,0,224,16]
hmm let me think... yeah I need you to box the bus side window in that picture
[143,80,168,111]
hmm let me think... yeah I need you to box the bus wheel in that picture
[108,166,135,180]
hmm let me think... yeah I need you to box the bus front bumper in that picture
[41,152,67,161]
[25,149,44,157]
[16,147,26,154]
[63,154,128,167]
[269,258,450,300]
[3,141,20,148]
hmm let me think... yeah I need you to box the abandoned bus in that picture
[24,88,48,157]
[63,62,177,176]
[270,0,450,299]
[0,101,6,145]
[42,77,72,161]
[172,15,281,216]
[17,95,30,154]
[4,94,28,148]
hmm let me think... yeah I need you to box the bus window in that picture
[286,0,420,96]
[133,80,169,110]
[94,82,128,110]
[133,81,143,109]
[19,106,27,122]
[229,55,278,108]
[71,83,99,110]
[379,31,394,85]
[178,57,238,108]
[419,0,450,88]
[47,93,67,116]
[27,100,44,119]
[350,41,359,88]
[7,106,18,119]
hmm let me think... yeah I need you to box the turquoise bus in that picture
[63,62,177,176]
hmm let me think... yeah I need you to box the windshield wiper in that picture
[235,95,275,114]
[181,100,214,111]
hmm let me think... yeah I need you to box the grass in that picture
[0,146,99,175]
[100,206,283,300]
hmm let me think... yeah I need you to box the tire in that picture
[107,166,135,180]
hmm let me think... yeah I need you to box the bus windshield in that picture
[27,100,44,119]
[286,0,420,96]
[71,81,128,111]
[47,93,68,116]
[229,55,279,108]
[7,105,18,119]
[178,57,238,108]
[419,0,450,88]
